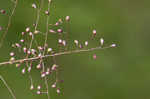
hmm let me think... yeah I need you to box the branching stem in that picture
[0,46,112,66]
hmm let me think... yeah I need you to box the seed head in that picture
[36,64,41,69]
[26,27,30,32]
[62,40,66,46]
[10,57,15,61]
[49,29,56,33]
[85,41,88,46]
[38,46,43,51]
[37,85,41,90]
[110,44,116,47]
[41,72,46,78]
[93,54,97,60]
[34,30,39,34]
[56,88,60,94]
[10,52,15,56]
[22,68,26,74]
[79,44,83,49]
[46,71,50,75]
[22,32,25,35]
[32,3,37,9]
[29,32,33,36]
[28,67,31,72]
[57,29,63,33]
[51,64,57,71]
[31,49,36,55]
[100,38,104,45]
[74,40,78,45]
[37,91,41,94]
[58,39,62,44]
[47,48,52,52]
[51,83,56,88]
[16,64,20,68]
[15,43,21,47]
[65,16,70,21]
[55,22,59,26]
[45,10,49,15]
[27,50,31,55]
[20,39,24,43]
[0,9,6,14]
[93,29,96,35]
[23,47,27,53]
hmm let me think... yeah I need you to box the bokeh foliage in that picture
[0,0,150,99]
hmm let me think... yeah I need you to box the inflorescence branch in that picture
[0,45,115,66]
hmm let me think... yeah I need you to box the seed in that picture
[16,64,20,68]
[22,68,25,74]
[15,43,21,47]
[85,41,88,46]
[93,29,96,35]
[62,40,66,46]
[10,57,15,61]
[32,3,37,9]
[20,39,24,43]
[56,88,60,94]
[38,46,43,50]
[110,44,116,47]
[0,9,6,14]
[10,52,15,56]
[34,30,39,34]
[47,48,52,52]
[26,27,30,32]
[51,64,57,71]
[36,64,41,69]
[55,22,59,26]
[79,44,83,49]
[74,40,78,45]
[23,47,27,53]
[37,85,41,90]
[57,29,63,33]
[49,29,56,33]
[28,67,31,72]
[58,39,62,44]
[41,72,46,78]
[45,10,49,15]
[93,54,97,60]
[29,32,33,36]
[37,91,41,94]
[51,83,56,88]
[22,32,25,35]
[65,16,70,21]
[100,38,104,45]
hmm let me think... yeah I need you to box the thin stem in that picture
[29,0,43,50]
[43,0,51,55]
[0,0,18,48]
[0,75,16,99]
[44,76,50,99]
[0,46,112,66]
[42,1,52,99]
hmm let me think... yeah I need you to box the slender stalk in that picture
[43,0,52,99]
[0,46,112,66]
[0,0,18,48]
[0,75,16,99]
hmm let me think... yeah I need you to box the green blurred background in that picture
[0,0,150,99]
